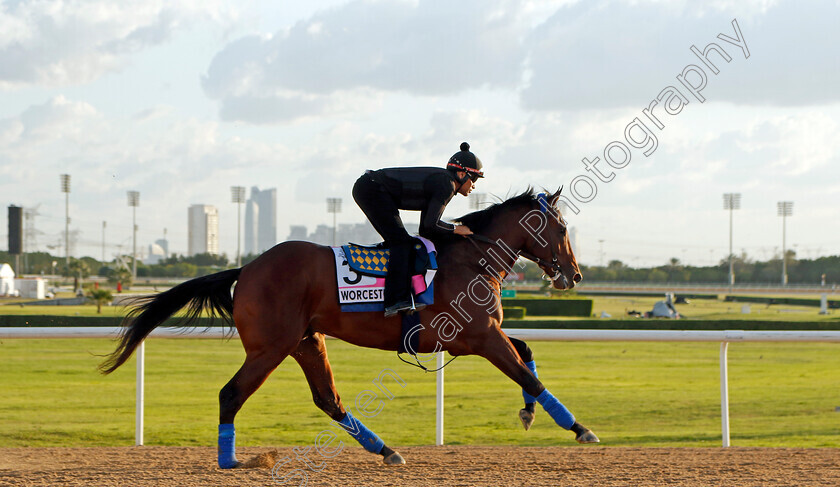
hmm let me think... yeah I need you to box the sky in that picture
[0,0,838,269]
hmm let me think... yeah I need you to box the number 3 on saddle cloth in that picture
[332,236,437,313]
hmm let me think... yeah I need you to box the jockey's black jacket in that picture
[365,167,458,237]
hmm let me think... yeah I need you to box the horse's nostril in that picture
[573,273,582,283]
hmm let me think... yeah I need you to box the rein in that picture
[397,350,458,373]
[467,233,564,279]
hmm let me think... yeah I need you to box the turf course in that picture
[1,337,838,448]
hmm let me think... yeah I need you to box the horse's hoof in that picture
[518,408,535,431]
[382,451,406,465]
[575,429,600,444]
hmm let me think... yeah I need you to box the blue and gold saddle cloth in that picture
[332,236,438,312]
[342,246,391,276]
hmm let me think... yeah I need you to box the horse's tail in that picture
[99,268,241,374]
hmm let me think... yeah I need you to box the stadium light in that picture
[777,201,793,286]
[60,174,70,267]
[723,193,741,290]
[231,186,245,267]
[327,198,342,246]
[127,191,140,279]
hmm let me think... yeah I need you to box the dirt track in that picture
[2,446,839,486]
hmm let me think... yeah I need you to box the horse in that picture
[100,187,599,468]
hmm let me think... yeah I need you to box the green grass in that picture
[586,295,838,322]
[1,338,838,448]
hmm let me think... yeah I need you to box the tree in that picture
[647,269,668,282]
[66,258,90,292]
[87,288,113,314]
[107,266,133,289]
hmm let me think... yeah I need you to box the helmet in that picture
[446,142,484,183]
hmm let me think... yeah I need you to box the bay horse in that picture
[100,188,599,468]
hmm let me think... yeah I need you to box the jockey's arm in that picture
[419,184,457,237]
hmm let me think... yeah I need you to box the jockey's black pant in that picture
[352,173,415,308]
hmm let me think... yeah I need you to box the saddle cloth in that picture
[332,236,438,312]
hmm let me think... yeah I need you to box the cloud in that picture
[202,0,529,123]
[0,95,104,153]
[521,1,840,110]
[217,88,385,124]
[704,110,840,180]
[0,0,234,87]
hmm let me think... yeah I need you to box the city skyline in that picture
[0,183,831,267]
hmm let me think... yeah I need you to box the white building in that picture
[0,263,15,296]
[15,278,45,299]
[144,242,167,265]
[188,205,219,256]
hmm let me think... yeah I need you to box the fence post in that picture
[436,351,444,446]
[720,341,730,447]
[136,341,145,446]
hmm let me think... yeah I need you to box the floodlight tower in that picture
[777,201,793,286]
[327,198,342,246]
[723,193,741,291]
[231,186,245,266]
[127,191,140,279]
[60,174,71,267]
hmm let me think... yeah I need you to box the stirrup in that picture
[384,301,413,317]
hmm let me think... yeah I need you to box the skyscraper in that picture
[244,187,277,255]
[188,204,219,256]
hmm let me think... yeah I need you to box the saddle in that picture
[332,236,437,313]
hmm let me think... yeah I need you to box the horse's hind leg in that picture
[218,347,292,468]
[478,331,599,444]
[291,333,405,465]
[509,337,538,431]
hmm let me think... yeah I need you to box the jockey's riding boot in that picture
[383,240,414,317]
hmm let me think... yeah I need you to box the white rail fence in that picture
[3,327,840,447]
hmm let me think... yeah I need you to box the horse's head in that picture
[456,187,582,290]
[516,188,582,290]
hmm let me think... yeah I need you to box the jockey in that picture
[353,142,484,317]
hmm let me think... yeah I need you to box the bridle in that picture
[467,194,569,287]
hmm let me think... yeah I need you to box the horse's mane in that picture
[453,187,539,234]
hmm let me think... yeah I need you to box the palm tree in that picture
[87,289,113,314]
[66,258,90,293]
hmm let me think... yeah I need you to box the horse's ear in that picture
[549,186,563,204]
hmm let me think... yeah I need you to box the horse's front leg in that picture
[508,336,539,430]
[478,330,599,444]
[291,333,406,465]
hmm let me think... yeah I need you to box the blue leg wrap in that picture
[536,389,575,430]
[218,423,239,468]
[522,360,539,404]
[337,411,385,454]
